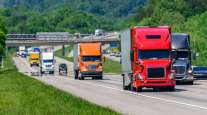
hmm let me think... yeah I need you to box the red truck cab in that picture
[121,26,176,91]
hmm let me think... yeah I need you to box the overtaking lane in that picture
[13,56,207,115]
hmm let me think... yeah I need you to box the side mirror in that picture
[103,56,106,62]
[78,57,81,62]
[136,64,144,73]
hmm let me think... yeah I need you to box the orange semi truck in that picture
[73,43,104,80]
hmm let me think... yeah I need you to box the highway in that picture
[13,56,207,115]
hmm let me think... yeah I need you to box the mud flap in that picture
[123,73,132,90]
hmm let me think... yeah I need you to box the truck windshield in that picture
[176,51,189,58]
[139,50,170,59]
[43,60,53,63]
[82,56,101,62]
[32,58,39,60]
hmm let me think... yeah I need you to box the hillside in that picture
[126,0,207,65]
[0,0,147,18]
[0,6,118,33]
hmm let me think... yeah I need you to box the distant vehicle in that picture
[193,66,207,77]
[40,52,55,74]
[59,63,68,76]
[171,33,194,84]
[115,52,121,57]
[21,52,27,58]
[29,52,40,67]
[33,47,41,53]
[27,48,33,56]
[74,43,105,80]
[19,46,26,57]
[110,52,115,56]
[121,26,175,92]
[95,29,105,36]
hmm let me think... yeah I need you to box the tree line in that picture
[0,17,6,56]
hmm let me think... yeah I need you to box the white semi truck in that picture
[40,52,55,74]
[18,46,26,57]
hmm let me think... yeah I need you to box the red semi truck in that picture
[121,26,176,92]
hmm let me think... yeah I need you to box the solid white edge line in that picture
[79,80,207,110]
[18,57,207,111]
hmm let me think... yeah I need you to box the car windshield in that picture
[176,51,189,58]
[82,56,101,62]
[139,50,170,59]
[43,60,53,63]
[60,64,67,68]
[193,67,207,71]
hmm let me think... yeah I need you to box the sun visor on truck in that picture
[79,43,101,56]
[171,33,190,50]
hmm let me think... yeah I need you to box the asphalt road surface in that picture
[13,56,207,115]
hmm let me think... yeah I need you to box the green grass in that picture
[103,58,121,74]
[54,46,74,62]
[55,47,122,74]
[0,53,120,115]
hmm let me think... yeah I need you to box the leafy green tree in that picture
[0,18,6,56]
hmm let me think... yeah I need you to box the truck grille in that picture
[147,68,165,78]
[173,66,186,74]
[46,65,51,67]
[87,65,97,70]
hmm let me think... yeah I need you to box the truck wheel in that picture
[188,81,194,85]
[79,76,84,80]
[136,87,142,92]
[168,86,175,91]
[74,70,78,80]
[40,68,43,74]
[98,75,103,80]
[130,83,136,91]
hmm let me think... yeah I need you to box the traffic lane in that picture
[54,56,207,112]
[13,57,207,115]
[25,75,207,115]
[90,75,207,109]
[13,57,37,76]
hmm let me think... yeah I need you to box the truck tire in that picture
[74,70,78,80]
[167,86,175,91]
[50,71,54,74]
[136,87,142,92]
[130,83,136,91]
[79,76,84,80]
[97,75,103,80]
[40,68,43,74]
[188,81,194,85]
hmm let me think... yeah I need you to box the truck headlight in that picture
[188,70,193,74]
[170,73,175,79]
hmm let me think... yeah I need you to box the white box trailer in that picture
[40,52,55,74]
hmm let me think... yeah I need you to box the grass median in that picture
[55,46,121,74]
[0,53,120,115]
